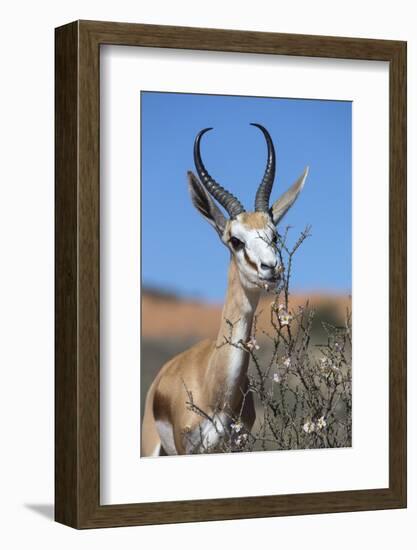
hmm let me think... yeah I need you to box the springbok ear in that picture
[187,171,227,237]
[270,166,309,225]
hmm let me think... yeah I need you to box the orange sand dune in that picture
[141,291,351,340]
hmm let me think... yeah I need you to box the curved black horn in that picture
[194,128,245,218]
[251,123,276,212]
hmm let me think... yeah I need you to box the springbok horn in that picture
[251,123,276,212]
[194,128,245,218]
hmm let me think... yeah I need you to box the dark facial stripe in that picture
[243,248,258,272]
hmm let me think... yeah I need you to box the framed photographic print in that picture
[55,20,406,528]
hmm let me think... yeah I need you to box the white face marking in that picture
[226,214,280,290]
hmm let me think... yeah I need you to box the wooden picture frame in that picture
[55,20,407,528]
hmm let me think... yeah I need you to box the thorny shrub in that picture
[183,226,352,454]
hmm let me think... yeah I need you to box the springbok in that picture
[141,123,308,456]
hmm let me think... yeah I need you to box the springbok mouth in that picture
[259,275,280,283]
[259,276,280,289]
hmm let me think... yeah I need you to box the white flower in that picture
[278,303,286,311]
[303,420,316,434]
[273,372,281,383]
[319,357,339,373]
[231,421,243,433]
[278,309,293,326]
[316,416,327,430]
[283,357,291,368]
[235,433,248,447]
[245,337,260,351]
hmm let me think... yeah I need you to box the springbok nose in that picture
[260,260,277,271]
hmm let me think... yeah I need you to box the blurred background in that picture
[141,91,352,417]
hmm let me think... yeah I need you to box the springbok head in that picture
[188,123,309,291]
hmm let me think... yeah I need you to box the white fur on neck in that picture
[224,289,258,400]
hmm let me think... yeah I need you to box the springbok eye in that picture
[230,236,244,250]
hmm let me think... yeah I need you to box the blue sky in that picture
[141,92,351,303]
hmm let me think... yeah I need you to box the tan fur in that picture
[141,375,162,456]
[141,258,259,456]
[237,211,271,230]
